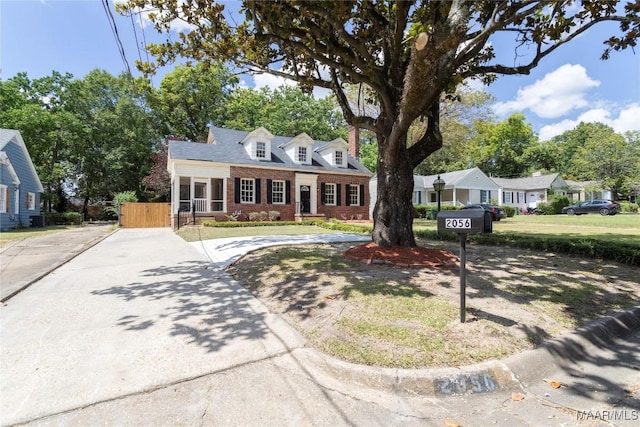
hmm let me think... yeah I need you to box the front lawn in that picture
[0,225,82,248]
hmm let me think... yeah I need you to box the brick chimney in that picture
[348,126,359,159]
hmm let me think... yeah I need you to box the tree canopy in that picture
[119,0,640,247]
[222,85,346,141]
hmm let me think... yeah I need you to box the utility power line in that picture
[101,0,132,76]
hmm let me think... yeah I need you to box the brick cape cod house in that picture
[167,126,372,227]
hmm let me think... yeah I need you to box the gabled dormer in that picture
[280,132,315,165]
[239,127,274,161]
[315,138,349,168]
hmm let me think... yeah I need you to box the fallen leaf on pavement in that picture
[512,392,525,401]
[324,294,338,300]
[543,379,562,388]
[443,418,460,427]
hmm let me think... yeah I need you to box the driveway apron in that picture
[0,228,305,425]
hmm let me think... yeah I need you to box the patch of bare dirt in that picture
[228,240,640,368]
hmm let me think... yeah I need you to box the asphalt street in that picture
[0,227,638,426]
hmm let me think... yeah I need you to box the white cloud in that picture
[538,103,640,141]
[251,70,332,99]
[252,72,296,90]
[494,64,600,119]
[612,103,640,133]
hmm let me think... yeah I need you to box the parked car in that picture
[460,203,507,221]
[561,200,621,216]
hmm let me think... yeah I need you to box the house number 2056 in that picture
[445,218,472,229]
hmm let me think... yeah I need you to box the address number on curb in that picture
[445,218,472,229]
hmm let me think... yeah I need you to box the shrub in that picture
[549,195,571,214]
[620,201,639,213]
[503,206,517,217]
[413,205,430,218]
[268,211,281,221]
[248,212,261,221]
[110,191,138,217]
[44,212,83,225]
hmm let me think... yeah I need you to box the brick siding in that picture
[229,166,370,221]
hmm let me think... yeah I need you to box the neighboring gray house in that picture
[0,129,44,230]
[565,179,612,202]
[369,167,500,217]
[492,172,568,210]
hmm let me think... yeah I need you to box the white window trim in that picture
[297,146,307,163]
[271,180,285,205]
[325,183,336,206]
[335,150,343,166]
[240,178,255,204]
[349,184,360,206]
[256,141,266,159]
[0,184,7,214]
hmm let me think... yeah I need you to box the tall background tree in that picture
[150,62,239,141]
[222,85,346,140]
[0,72,81,212]
[119,0,639,247]
[65,70,161,215]
[470,113,538,178]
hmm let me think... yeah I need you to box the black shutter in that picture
[345,185,351,206]
[337,184,341,206]
[255,178,261,203]
[359,184,365,206]
[267,179,272,204]
[285,180,291,204]
[418,191,422,204]
[234,178,241,203]
[320,183,326,205]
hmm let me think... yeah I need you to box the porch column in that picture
[452,188,457,207]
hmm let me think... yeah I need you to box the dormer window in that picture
[240,127,274,161]
[335,150,343,166]
[256,141,266,159]
[280,132,314,164]
[298,146,307,163]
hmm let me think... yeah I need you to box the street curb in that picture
[292,305,640,397]
[1,226,118,303]
[504,304,640,388]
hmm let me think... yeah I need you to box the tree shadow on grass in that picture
[92,260,270,353]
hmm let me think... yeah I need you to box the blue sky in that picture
[1,0,638,141]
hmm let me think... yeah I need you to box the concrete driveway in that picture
[1,228,309,425]
[2,227,638,426]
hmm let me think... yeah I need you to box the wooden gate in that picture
[120,203,171,228]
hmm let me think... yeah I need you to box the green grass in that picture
[0,225,82,247]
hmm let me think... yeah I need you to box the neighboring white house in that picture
[369,167,500,217]
[492,172,568,210]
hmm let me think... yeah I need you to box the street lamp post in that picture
[433,175,446,213]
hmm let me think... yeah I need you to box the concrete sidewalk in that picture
[1,227,638,426]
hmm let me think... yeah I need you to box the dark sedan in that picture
[461,203,507,221]
[562,200,621,216]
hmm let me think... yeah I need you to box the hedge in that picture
[202,219,373,234]
[43,212,83,225]
[415,229,639,266]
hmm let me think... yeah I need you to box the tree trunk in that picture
[372,128,416,247]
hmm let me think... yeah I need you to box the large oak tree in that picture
[119,0,639,247]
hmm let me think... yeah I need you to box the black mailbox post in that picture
[437,209,493,322]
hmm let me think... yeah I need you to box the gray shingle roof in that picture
[169,127,371,176]
[492,173,562,190]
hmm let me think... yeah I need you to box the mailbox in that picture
[437,209,492,234]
